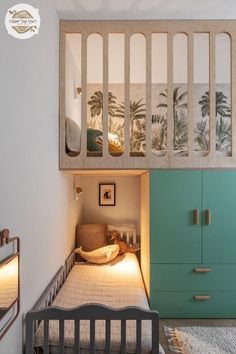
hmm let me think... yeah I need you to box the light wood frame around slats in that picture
[60,20,236,170]
[124,32,130,160]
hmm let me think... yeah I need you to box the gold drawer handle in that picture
[193,295,211,301]
[193,268,212,273]
[206,209,211,225]
[194,209,199,225]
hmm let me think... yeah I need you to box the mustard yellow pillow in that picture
[75,244,119,264]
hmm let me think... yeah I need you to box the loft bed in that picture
[60,20,236,170]
[25,225,161,354]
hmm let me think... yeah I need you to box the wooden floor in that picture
[160,319,236,354]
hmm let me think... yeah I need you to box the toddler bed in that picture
[25,225,160,354]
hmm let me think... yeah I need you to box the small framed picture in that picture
[99,183,116,206]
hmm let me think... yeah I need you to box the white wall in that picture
[77,176,141,237]
[54,0,236,20]
[68,32,231,87]
[0,1,81,353]
[65,34,82,125]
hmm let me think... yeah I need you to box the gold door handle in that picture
[194,209,199,225]
[193,268,212,273]
[206,209,211,225]
[193,295,211,301]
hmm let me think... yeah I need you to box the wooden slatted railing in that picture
[25,304,159,354]
[32,252,75,317]
[60,20,236,169]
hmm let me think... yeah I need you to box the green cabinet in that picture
[150,171,202,264]
[202,171,236,263]
[150,170,236,318]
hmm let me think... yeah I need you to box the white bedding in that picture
[34,253,154,353]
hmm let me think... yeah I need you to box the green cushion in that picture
[87,128,103,151]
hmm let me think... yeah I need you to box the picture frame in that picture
[99,183,116,206]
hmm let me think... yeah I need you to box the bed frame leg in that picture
[152,316,159,354]
[25,314,34,354]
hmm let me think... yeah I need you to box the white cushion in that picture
[74,244,119,264]
[65,117,81,152]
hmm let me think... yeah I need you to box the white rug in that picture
[164,326,236,354]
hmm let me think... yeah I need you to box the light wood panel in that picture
[141,172,150,298]
[60,20,236,170]
[71,169,147,176]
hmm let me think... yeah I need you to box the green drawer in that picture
[151,264,236,292]
[150,291,236,318]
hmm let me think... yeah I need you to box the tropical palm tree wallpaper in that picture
[154,86,188,155]
[86,83,231,156]
[195,89,231,154]
[87,84,147,152]
[115,99,146,152]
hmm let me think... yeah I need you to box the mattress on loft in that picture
[34,253,153,354]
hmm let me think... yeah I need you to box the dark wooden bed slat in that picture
[59,320,65,354]
[43,320,49,354]
[136,319,142,354]
[74,320,80,354]
[152,317,159,354]
[121,320,126,354]
[25,318,34,354]
[90,319,95,354]
[105,319,111,354]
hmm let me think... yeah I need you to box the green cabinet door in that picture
[150,171,202,263]
[202,171,236,263]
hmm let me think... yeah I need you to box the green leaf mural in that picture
[152,114,167,151]
[196,90,231,152]
[88,91,117,118]
[115,99,146,152]
[157,86,188,152]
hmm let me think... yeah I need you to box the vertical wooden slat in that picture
[43,320,49,354]
[90,319,95,354]
[105,320,111,354]
[133,230,137,245]
[59,28,66,168]
[126,232,130,244]
[121,320,126,354]
[188,31,194,160]
[59,320,65,354]
[103,33,109,158]
[124,33,131,158]
[146,32,152,160]
[152,318,159,354]
[167,32,174,164]
[25,317,34,354]
[136,320,142,354]
[209,32,216,160]
[81,32,88,159]
[120,231,123,239]
[231,33,236,161]
[74,320,80,354]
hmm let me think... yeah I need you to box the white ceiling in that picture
[53,0,236,20]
